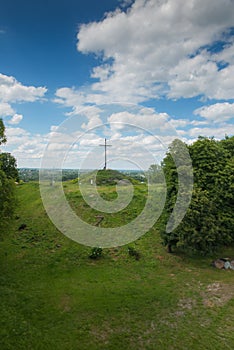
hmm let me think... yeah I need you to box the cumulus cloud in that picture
[8,114,23,125]
[73,105,103,130]
[0,126,48,167]
[216,41,234,65]
[108,110,170,132]
[5,127,29,138]
[0,102,14,117]
[187,123,234,139]
[194,102,234,123]
[0,73,47,103]
[0,73,47,133]
[54,87,86,111]
[76,0,234,102]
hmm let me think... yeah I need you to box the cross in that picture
[99,138,112,170]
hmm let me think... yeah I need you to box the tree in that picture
[0,118,7,145]
[0,170,16,231]
[160,136,234,255]
[159,139,192,252]
[220,135,234,157]
[0,152,19,181]
[148,164,164,183]
[189,136,229,191]
[0,119,17,233]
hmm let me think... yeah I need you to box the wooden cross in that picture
[99,138,112,170]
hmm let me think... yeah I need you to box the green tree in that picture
[0,170,16,231]
[189,136,229,191]
[160,136,234,254]
[0,118,7,145]
[159,139,192,252]
[220,135,234,157]
[148,164,164,183]
[0,119,17,233]
[0,152,19,181]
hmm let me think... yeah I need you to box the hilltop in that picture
[79,168,141,186]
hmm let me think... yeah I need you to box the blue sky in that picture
[0,0,234,169]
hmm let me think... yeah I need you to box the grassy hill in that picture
[0,180,234,349]
[79,168,140,186]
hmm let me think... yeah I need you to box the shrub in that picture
[128,246,140,260]
[89,247,103,259]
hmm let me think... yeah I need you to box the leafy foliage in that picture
[0,170,16,232]
[0,118,7,145]
[127,246,140,260]
[148,164,164,183]
[0,152,19,181]
[160,136,234,254]
[0,119,18,233]
[89,247,103,259]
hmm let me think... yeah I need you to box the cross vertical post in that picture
[99,138,112,170]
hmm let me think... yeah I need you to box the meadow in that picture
[0,180,234,350]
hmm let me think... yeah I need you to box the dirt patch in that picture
[59,294,71,312]
[201,282,234,308]
[107,248,121,261]
[178,297,196,310]
[90,322,114,345]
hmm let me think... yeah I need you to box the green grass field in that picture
[0,181,234,349]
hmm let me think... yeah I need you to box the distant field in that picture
[0,181,234,350]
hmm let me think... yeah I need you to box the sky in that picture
[0,0,234,170]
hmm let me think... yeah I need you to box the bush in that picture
[89,247,103,259]
[128,246,140,260]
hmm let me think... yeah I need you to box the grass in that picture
[65,180,149,227]
[0,181,234,349]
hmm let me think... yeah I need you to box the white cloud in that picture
[8,114,23,125]
[108,110,170,132]
[81,116,103,130]
[0,126,48,167]
[5,127,29,138]
[4,127,41,150]
[119,0,134,8]
[50,125,59,132]
[0,102,14,116]
[78,106,103,130]
[0,73,47,136]
[54,87,86,111]
[169,119,190,128]
[76,0,234,102]
[0,73,47,103]
[194,102,234,123]
[187,124,234,139]
[190,120,209,126]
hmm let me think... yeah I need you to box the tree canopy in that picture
[159,136,234,255]
[148,164,164,184]
[0,118,7,145]
[0,152,19,181]
[0,119,18,233]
